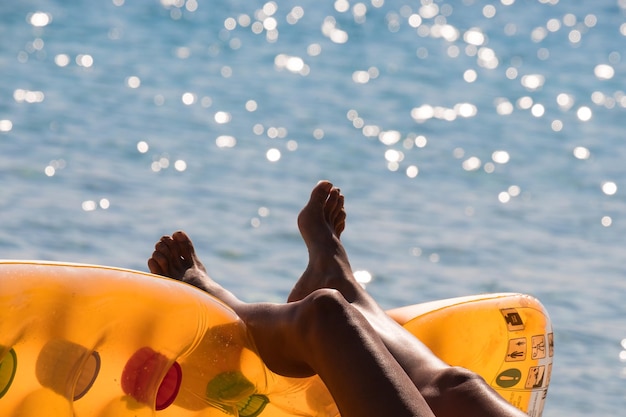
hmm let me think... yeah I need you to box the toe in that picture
[148,256,164,275]
[161,236,187,272]
[155,240,173,262]
[172,230,197,267]
[148,251,169,276]
[326,191,345,235]
[325,189,343,231]
[172,231,193,253]
[325,188,340,218]
[335,210,346,236]
[172,230,190,242]
[332,194,345,222]
[310,180,333,206]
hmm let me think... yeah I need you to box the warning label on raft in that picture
[501,308,524,331]
[496,368,522,388]
[531,335,546,359]
[506,337,527,362]
[525,365,545,389]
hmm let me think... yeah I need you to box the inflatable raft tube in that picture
[0,261,552,417]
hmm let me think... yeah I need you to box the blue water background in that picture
[2,1,626,415]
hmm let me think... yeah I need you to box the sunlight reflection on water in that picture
[2,1,626,415]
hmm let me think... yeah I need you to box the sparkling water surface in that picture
[2,1,626,415]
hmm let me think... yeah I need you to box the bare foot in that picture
[289,181,404,340]
[287,181,360,304]
[148,231,238,306]
[148,231,318,378]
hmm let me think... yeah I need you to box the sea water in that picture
[1,1,625,415]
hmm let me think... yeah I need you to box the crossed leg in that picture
[148,181,526,417]
[287,182,526,417]
[148,195,435,416]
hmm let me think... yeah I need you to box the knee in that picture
[426,367,519,416]
[294,288,355,342]
[298,288,351,321]
[432,366,486,396]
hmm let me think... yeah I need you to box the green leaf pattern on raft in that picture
[237,394,270,417]
[0,348,17,399]
[206,371,270,416]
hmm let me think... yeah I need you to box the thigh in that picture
[242,289,437,417]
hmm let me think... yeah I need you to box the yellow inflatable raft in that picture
[0,261,553,417]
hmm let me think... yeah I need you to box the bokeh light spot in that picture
[29,12,51,27]
[174,160,187,172]
[99,199,110,209]
[462,156,481,171]
[576,106,592,122]
[214,111,231,124]
[55,54,70,67]
[498,192,511,203]
[137,141,149,153]
[594,64,615,80]
[266,148,281,162]
[406,165,419,178]
[245,100,258,111]
[492,150,510,164]
[602,181,617,196]
[182,92,196,105]
[76,54,94,68]
[216,135,236,148]
[463,69,477,83]
[0,120,13,132]
[126,76,141,88]
[82,200,97,212]
[573,146,590,160]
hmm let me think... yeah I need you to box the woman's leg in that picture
[287,181,526,417]
[149,235,435,416]
[148,181,526,417]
